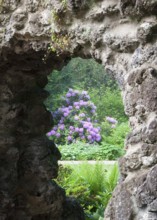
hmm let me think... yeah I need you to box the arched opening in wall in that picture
[44,57,130,219]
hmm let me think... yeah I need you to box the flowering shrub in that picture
[47,89,101,144]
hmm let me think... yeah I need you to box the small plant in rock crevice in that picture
[51,32,71,54]
[52,0,68,24]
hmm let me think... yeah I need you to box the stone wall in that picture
[0,0,157,219]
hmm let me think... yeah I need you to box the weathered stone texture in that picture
[0,0,157,219]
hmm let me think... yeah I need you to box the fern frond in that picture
[104,163,119,192]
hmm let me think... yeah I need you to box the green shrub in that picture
[102,122,130,148]
[55,163,119,220]
[90,87,128,123]
[58,141,100,160]
[97,143,124,160]
[58,140,124,161]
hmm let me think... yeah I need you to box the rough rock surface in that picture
[0,0,157,219]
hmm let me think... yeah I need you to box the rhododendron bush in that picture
[47,89,101,144]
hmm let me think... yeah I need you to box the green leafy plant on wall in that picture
[52,10,60,23]
[43,32,71,62]
[0,0,3,10]
[52,0,68,24]
[61,0,67,8]
[51,32,71,54]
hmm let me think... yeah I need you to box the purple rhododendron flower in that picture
[47,132,52,137]
[53,126,58,131]
[96,134,101,140]
[90,131,95,136]
[93,106,97,110]
[74,102,79,106]
[75,106,80,109]
[63,113,68,117]
[62,107,68,112]
[68,106,73,110]
[82,91,88,95]
[56,133,61,138]
[67,136,72,141]
[87,135,92,140]
[96,136,101,142]
[66,93,71,98]
[83,123,89,129]
[59,124,65,130]
[87,118,91,122]
[66,98,70,103]
[51,130,56,135]
[59,119,64,124]
[87,128,92,132]
[85,95,90,99]
[88,122,92,127]
[69,126,74,131]
[69,131,73,135]
[79,100,84,104]
[69,88,73,92]
[79,128,84,133]
[93,128,99,133]
[91,109,96,114]
[74,116,79,120]
[49,88,101,144]
[106,116,118,124]
[79,113,85,117]
[75,127,79,132]
[82,101,88,106]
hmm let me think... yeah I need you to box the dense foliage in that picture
[59,141,124,161]
[45,58,127,123]
[101,122,130,148]
[56,163,119,220]
[90,87,127,123]
[45,58,129,219]
[58,121,129,160]
[45,57,130,160]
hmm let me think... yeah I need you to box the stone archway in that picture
[0,0,157,219]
